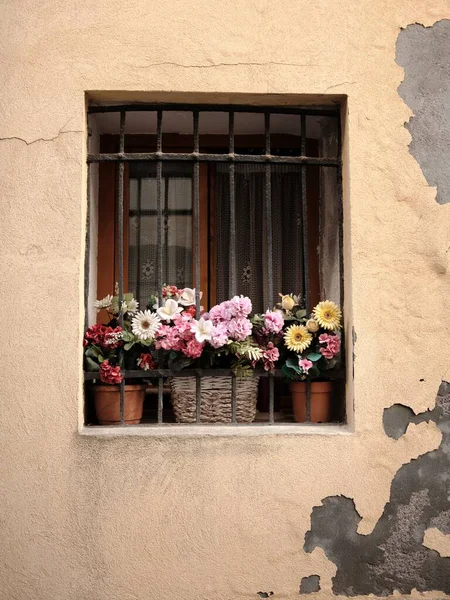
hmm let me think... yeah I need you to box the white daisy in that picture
[131,310,161,340]
[157,298,183,321]
[94,294,113,312]
[190,317,213,343]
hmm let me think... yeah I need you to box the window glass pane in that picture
[128,163,193,306]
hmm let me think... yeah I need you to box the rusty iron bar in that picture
[88,152,340,166]
[118,110,126,425]
[88,103,340,117]
[84,369,345,381]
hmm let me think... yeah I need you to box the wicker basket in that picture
[169,376,260,423]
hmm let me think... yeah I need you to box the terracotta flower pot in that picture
[93,384,146,425]
[290,381,333,423]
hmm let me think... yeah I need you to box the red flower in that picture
[185,305,197,317]
[138,353,155,371]
[99,360,123,384]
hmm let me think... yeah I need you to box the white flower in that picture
[131,310,161,340]
[190,317,213,343]
[94,294,113,312]
[157,298,183,321]
[179,288,196,306]
[126,298,139,313]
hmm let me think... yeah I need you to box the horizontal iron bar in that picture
[88,152,340,166]
[84,369,345,380]
[88,103,340,117]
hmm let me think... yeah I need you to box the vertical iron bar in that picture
[156,110,163,305]
[157,377,164,424]
[337,114,345,423]
[136,178,142,305]
[84,128,91,335]
[164,176,169,284]
[229,112,236,296]
[193,111,200,316]
[231,372,237,424]
[265,113,275,424]
[301,114,311,423]
[193,112,201,423]
[118,110,126,425]
[156,110,164,423]
[196,373,201,423]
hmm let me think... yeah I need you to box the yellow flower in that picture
[313,300,342,331]
[284,325,312,353]
[280,294,296,311]
[306,318,319,333]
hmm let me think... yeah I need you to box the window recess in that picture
[85,103,344,427]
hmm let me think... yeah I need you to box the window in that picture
[85,102,344,427]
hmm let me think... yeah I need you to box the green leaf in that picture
[168,354,193,372]
[124,341,135,351]
[85,345,103,359]
[121,330,134,342]
[285,357,302,374]
[295,309,307,319]
[306,352,322,362]
[85,357,100,371]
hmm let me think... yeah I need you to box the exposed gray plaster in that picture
[304,382,450,596]
[299,575,320,594]
[396,20,450,204]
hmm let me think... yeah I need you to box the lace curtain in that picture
[215,163,304,314]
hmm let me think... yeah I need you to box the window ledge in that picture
[79,423,352,438]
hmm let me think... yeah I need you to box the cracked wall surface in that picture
[1,3,450,600]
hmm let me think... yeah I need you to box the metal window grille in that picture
[85,103,344,426]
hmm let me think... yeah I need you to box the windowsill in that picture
[79,422,352,438]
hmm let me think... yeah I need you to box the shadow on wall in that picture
[302,381,450,596]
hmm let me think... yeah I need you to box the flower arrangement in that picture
[84,285,342,383]
[84,285,269,381]
[151,286,264,375]
[83,291,157,384]
[271,295,343,380]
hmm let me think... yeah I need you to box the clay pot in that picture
[290,381,333,423]
[93,384,146,425]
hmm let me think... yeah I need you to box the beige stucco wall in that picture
[1,1,450,598]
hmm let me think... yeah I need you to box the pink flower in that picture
[263,342,279,371]
[299,358,313,373]
[263,310,284,333]
[229,295,252,318]
[228,317,252,341]
[210,322,229,349]
[182,338,204,359]
[319,333,341,359]
[99,360,123,384]
[209,301,233,324]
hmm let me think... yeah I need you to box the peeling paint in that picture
[304,383,450,595]
[396,20,450,204]
[300,575,321,594]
